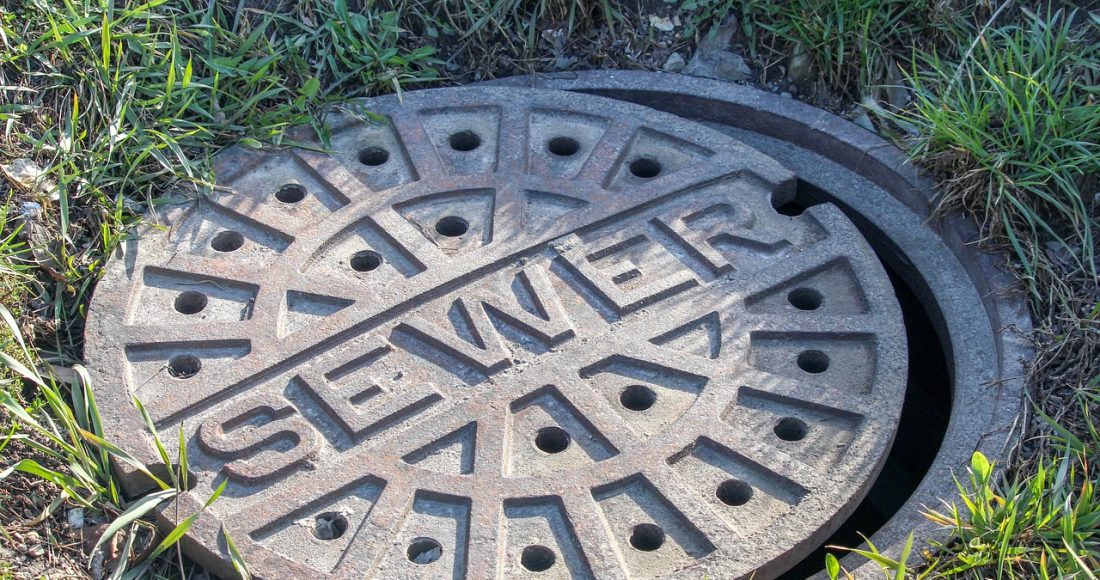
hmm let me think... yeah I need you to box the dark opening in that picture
[167,354,201,379]
[407,537,443,564]
[716,479,754,506]
[629,158,662,178]
[350,250,383,272]
[174,291,207,315]
[547,136,581,157]
[780,261,952,579]
[449,130,481,151]
[313,512,348,540]
[520,545,557,572]
[619,385,657,411]
[275,183,306,203]
[210,230,244,252]
[435,216,469,237]
[534,426,571,454]
[629,523,665,551]
[358,147,390,166]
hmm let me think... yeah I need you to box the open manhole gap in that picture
[780,222,952,579]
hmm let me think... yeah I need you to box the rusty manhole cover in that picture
[85,87,907,578]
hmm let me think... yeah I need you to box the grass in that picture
[0,0,1098,578]
[671,0,979,100]
[897,7,1100,305]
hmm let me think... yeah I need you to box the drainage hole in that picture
[448,130,481,152]
[407,537,443,564]
[274,183,306,204]
[435,216,469,237]
[350,250,383,272]
[167,355,201,379]
[520,545,556,572]
[619,385,657,411]
[774,417,809,441]
[358,146,390,166]
[534,426,570,454]
[174,291,208,315]
[716,478,753,506]
[787,287,823,310]
[796,349,830,373]
[210,230,244,252]
[313,512,348,540]
[629,158,661,179]
[547,136,580,157]
[629,523,665,551]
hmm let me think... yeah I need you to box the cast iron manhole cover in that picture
[85,87,907,579]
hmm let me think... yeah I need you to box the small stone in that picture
[781,92,792,98]
[684,50,751,82]
[662,53,686,72]
[851,112,875,132]
[648,15,675,32]
[68,507,85,529]
[787,47,816,89]
[412,545,441,564]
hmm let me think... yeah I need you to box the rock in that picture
[2,158,57,199]
[648,15,675,32]
[662,53,686,72]
[884,58,910,108]
[67,508,85,529]
[787,46,816,89]
[852,111,875,132]
[684,49,752,82]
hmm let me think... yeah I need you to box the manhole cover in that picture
[85,87,907,579]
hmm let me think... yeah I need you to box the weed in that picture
[897,8,1100,305]
[672,0,978,99]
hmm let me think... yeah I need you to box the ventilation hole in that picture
[619,385,657,411]
[358,147,390,166]
[349,250,383,272]
[167,355,201,379]
[434,216,469,237]
[796,349,830,373]
[773,200,807,216]
[788,287,823,310]
[448,130,481,151]
[629,158,661,178]
[534,426,570,454]
[774,417,809,441]
[274,183,306,203]
[629,523,665,551]
[406,537,443,564]
[716,479,753,506]
[520,545,556,572]
[210,231,244,252]
[547,136,580,157]
[173,291,208,315]
[313,512,348,540]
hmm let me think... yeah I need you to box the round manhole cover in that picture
[85,87,907,578]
